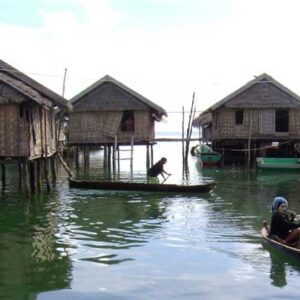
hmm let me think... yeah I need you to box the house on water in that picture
[0,59,71,192]
[192,73,300,165]
[68,75,167,173]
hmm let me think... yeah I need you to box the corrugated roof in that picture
[70,75,167,117]
[0,59,71,111]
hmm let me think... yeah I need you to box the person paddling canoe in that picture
[147,157,171,184]
[269,196,300,246]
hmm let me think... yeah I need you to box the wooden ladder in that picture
[114,136,134,174]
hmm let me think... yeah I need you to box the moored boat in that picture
[69,178,215,193]
[261,221,300,256]
[191,143,221,166]
[256,157,300,170]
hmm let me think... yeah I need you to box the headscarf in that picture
[271,196,288,214]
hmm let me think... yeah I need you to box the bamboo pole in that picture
[185,92,195,165]
[62,68,68,97]
[182,106,185,176]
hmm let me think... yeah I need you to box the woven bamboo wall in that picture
[68,111,154,144]
[0,104,58,159]
[0,104,29,157]
[213,108,300,139]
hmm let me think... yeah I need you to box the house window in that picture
[121,110,135,132]
[276,109,289,132]
[235,110,243,125]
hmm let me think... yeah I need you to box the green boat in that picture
[256,157,300,170]
[191,143,221,166]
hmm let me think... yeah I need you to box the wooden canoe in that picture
[69,178,215,193]
[261,222,300,256]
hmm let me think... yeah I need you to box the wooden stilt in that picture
[29,161,35,193]
[1,163,6,192]
[50,155,57,180]
[146,144,150,171]
[44,158,51,192]
[18,161,22,190]
[21,162,31,196]
[37,159,43,192]
[150,144,153,167]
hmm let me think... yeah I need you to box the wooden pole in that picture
[146,144,150,171]
[1,164,5,185]
[44,158,51,192]
[182,106,185,176]
[37,159,43,192]
[1,163,6,192]
[62,68,68,97]
[247,118,252,168]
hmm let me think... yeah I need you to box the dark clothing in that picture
[270,212,300,239]
[147,162,163,177]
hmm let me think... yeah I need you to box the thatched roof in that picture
[193,73,300,126]
[70,75,167,117]
[0,73,53,106]
[192,112,212,126]
[0,59,71,111]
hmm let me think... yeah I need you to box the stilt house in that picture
[192,73,300,164]
[0,59,71,191]
[68,75,167,170]
[69,75,167,145]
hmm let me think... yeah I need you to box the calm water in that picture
[1,142,300,300]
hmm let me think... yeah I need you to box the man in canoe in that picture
[269,197,300,246]
[147,157,171,184]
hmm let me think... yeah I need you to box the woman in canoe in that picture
[269,196,300,245]
[147,157,171,184]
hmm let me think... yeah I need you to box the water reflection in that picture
[262,242,300,288]
[55,190,168,265]
[0,192,72,300]
[2,142,300,299]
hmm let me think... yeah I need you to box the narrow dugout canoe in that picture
[69,178,215,193]
[261,221,300,256]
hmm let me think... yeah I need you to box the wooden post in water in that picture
[247,118,252,168]
[146,144,150,171]
[36,159,43,192]
[182,106,185,177]
[50,155,57,180]
[1,163,6,192]
[44,158,51,192]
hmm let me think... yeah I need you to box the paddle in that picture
[161,174,171,184]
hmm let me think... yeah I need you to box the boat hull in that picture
[200,153,222,166]
[256,157,300,170]
[261,226,300,255]
[69,178,214,193]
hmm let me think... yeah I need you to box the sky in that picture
[1,0,300,133]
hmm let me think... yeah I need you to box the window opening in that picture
[235,110,244,125]
[121,110,135,132]
[276,109,289,132]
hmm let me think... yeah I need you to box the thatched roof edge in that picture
[0,59,72,111]
[0,73,53,106]
[70,75,167,117]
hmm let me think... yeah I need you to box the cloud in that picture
[1,0,300,132]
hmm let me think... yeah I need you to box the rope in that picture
[215,140,293,152]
